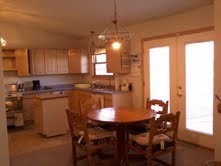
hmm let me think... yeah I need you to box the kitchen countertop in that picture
[21,84,131,95]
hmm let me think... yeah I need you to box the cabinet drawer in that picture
[104,100,113,107]
[104,94,112,100]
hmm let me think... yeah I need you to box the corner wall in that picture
[214,0,221,160]
[0,45,10,166]
[124,5,214,108]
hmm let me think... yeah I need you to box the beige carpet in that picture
[8,127,214,166]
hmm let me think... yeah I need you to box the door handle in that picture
[177,92,182,97]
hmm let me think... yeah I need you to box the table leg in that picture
[116,124,127,166]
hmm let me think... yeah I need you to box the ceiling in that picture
[0,0,213,40]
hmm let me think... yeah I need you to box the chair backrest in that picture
[148,111,180,147]
[146,98,169,114]
[79,97,101,115]
[66,109,90,143]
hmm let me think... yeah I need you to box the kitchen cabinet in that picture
[15,49,29,76]
[70,90,91,112]
[30,49,45,75]
[106,42,131,74]
[30,49,69,75]
[70,90,132,111]
[2,49,17,71]
[22,92,52,122]
[3,49,29,75]
[33,94,69,137]
[68,49,89,74]
[57,49,69,74]
[44,49,57,74]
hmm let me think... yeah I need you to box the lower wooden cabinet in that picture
[33,95,69,137]
[70,90,132,111]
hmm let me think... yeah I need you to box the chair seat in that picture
[129,139,175,152]
[128,123,149,135]
[76,127,115,145]
[129,132,171,146]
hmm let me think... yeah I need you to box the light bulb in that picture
[112,41,121,49]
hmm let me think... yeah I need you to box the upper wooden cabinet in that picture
[2,50,16,71]
[68,49,89,74]
[30,49,45,75]
[16,49,30,76]
[44,49,57,75]
[2,49,29,76]
[57,49,69,74]
[30,49,69,75]
[106,42,131,74]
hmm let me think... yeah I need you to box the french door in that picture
[143,31,214,148]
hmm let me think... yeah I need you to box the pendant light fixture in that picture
[0,37,7,47]
[88,31,98,55]
[98,0,134,50]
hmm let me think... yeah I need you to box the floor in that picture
[8,124,214,166]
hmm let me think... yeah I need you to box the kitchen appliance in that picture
[5,91,24,127]
[32,80,41,90]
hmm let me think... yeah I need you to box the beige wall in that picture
[123,5,214,108]
[0,45,10,165]
[214,0,221,160]
[3,72,86,89]
[1,21,80,49]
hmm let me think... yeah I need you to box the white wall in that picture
[1,21,80,49]
[214,0,221,160]
[123,5,214,108]
[0,45,10,166]
[3,72,86,89]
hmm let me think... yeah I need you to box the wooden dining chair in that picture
[128,98,169,135]
[126,111,180,166]
[146,98,169,114]
[66,109,116,166]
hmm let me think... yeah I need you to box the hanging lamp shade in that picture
[98,0,134,49]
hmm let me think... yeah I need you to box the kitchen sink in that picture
[74,83,91,89]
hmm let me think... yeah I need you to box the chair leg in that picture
[147,155,152,166]
[72,139,77,166]
[172,151,176,166]
[87,154,93,166]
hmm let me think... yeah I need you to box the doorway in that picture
[143,31,214,149]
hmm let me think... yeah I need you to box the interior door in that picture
[177,31,214,148]
[143,31,214,149]
[143,37,177,114]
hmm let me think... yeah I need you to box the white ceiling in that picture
[0,0,213,40]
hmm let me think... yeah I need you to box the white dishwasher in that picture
[33,92,69,137]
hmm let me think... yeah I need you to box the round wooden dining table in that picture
[87,107,156,166]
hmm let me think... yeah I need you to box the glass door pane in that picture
[185,41,214,135]
[149,46,170,101]
[149,46,170,104]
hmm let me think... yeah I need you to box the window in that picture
[92,53,113,76]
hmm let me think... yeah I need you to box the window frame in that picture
[92,52,114,77]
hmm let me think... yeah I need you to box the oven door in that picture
[5,96,23,127]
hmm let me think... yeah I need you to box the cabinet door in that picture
[16,49,29,76]
[68,49,88,73]
[57,49,69,74]
[2,50,16,71]
[30,49,45,75]
[23,98,34,121]
[44,49,57,74]
[106,42,130,73]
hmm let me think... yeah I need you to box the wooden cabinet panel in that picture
[23,97,34,121]
[106,42,131,74]
[57,49,69,74]
[2,50,16,71]
[68,49,89,74]
[16,49,29,76]
[44,49,57,74]
[30,49,45,75]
